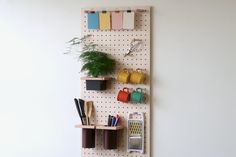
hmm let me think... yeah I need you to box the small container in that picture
[103,130,118,149]
[82,128,95,148]
[75,125,96,148]
[96,125,124,150]
[80,77,112,90]
[86,80,107,90]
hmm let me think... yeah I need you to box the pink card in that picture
[111,11,123,30]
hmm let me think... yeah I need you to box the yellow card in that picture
[99,12,111,30]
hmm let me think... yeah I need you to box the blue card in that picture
[87,12,99,29]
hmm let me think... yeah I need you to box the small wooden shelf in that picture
[96,125,124,130]
[75,124,124,130]
[80,77,113,80]
[75,124,96,129]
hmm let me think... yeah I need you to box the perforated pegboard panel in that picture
[80,6,151,157]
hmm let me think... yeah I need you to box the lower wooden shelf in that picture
[75,124,95,129]
[75,124,124,130]
[75,124,124,149]
[96,125,124,130]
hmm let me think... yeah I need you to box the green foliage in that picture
[80,51,115,77]
[66,35,115,77]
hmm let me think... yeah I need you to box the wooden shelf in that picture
[75,124,124,130]
[80,77,113,80]
[96,125,124,130]
[75,124,96,129]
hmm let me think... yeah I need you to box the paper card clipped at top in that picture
[123,11,135,29]
[99,11,111,30]
[87,12,99,29]
[111,11,123,30]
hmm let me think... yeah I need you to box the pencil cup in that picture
[103,130,118,149]
[82,128,95,148]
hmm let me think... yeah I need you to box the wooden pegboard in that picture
[80,6,151,157]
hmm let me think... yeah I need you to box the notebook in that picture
[87,12,99,29]
[111,11,123,30]
[123,11,135,29]
[99,11,111,30]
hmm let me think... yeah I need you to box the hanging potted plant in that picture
[65,35,116,90]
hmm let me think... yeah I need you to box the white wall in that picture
[0,0,236,157]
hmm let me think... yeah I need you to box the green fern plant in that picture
[65,35,115,77]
